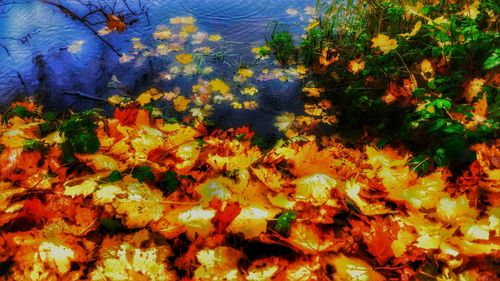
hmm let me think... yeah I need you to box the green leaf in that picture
[158,170,180,195]
[13,106,30,118]
[71,132,100,154]
[408,154,430,175]
[107,170,122,182]
[274,210,297,236]
[483,48,500,70]
[433,148,449,166]
[23,139,43,151]
[132,166,155,183]
[442,123,464,134]
[99,218,124,233]
[433,99,452,110]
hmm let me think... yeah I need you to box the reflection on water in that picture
[0,0,316,136]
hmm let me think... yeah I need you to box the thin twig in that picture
[38,0,122,57]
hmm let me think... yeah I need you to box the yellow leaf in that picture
[153,25,172,40]
[347,59,366,75]
[238,68,254,78]
[64,179,98,198]
[113,182,165,228]
[131,37,146,50]
[344,180,394,215]
[173,96,191,112]
[231,102,243,109]
[194,246,243,280]
[177,206,215,239]
[458,0,480,19]
[420,58,435,81]
[208,34,222,41]
[241,86,258,96]
[38,242,75,274]
[175,141,200,172]
[170,16,195,24]
[371,34,398,54]
[390,229,417,257]
[294,173,337,206]
[196,178,233,202]
[464,78,486,103]
[326,254,386,281]
[210,78,230,94]
[251,166,283,191]
[227,206,275,238]
[303,87,324,97]
[107,95,125,105]
[136,92,152,106]
[181,24,197,34]
[398,21,422,38]
[175,53,193,64]
[436,195,479,224]
[305,20,319,31]
[288,223,335,253]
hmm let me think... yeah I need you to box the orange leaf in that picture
[107,14,126,33]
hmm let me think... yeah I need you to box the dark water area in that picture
[0,0,317,137]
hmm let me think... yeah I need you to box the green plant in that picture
[267,26,295,65]
[298,0,499,174]
[60,110,101,162]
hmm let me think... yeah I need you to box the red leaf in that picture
[350,217,396,265]
[210,199,241,233]
[114,103,139,126]
[15,197,53,227]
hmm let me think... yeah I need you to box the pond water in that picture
[0,0,317,137]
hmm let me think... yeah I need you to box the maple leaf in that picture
[90,233,176,280]
[114,103,139,126]
[294,173,337,206]
[371,34,398,54]
[287,142,333,177]
[287,223,335,253]
[351,217,397,265]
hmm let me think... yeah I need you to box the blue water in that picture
[0,0,316,136]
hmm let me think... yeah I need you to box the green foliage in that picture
[298,0,499,173]
[99,217,125,233]
[2,105,32,124]
[60,110,101,162]
[157,170,180,196]
[23,139,45,152]
[267,27,295,65]
[132,166,155,183]
[106,170,122,182]
[273,210,297,236]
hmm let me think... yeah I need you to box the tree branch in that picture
[38,0,122,57]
